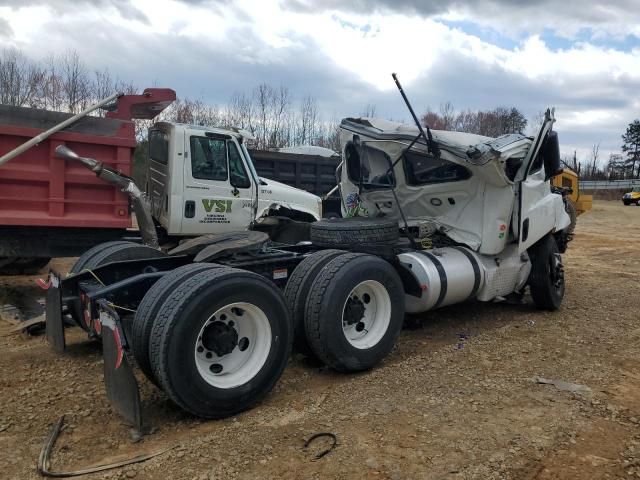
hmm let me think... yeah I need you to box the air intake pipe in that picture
[55,145,159,249]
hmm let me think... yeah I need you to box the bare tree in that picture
[226,91,254,133]
[571,150,580,175]
[270,85,291,148]
[0,48,45,107]
[421,108,446,129]
[298,95,319,145]
[40,53,64,111]
[423,104,527,136]
[589,143,600,178]
[60,50,91,113]
[439,101,455,131]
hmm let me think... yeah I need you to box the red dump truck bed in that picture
[0,89,175,229]
[0,89,175,269]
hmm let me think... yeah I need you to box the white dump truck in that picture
[43,76,571,433]
[144,122,322,239]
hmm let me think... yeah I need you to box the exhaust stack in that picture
[55,146,159,249]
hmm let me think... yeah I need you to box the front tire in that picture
[528,235,565,311]
[564,198,577,235]
[148,268,292,418]
[304,253,405,372]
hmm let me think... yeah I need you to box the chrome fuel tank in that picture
[398,245,531,314]
[398,247,483,314]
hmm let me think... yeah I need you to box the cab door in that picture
[180,132,255,235]
[147,127,170,225]
[516,109,556,252]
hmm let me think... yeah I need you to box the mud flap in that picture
[45,271,66,353]
[99,302,143,435]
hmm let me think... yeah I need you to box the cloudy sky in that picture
[1,0,639,161]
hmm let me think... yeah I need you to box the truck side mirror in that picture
[543,131,562,181]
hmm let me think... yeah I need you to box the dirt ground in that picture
[1,200,639,480]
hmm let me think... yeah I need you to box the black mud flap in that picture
[45,271,66,353]
[98,302,144,435]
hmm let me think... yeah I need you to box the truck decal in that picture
[202,199,232,213]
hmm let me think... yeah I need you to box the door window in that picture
[403,151,471,185]
[529,152,544,174]
[190,136,228,181]
[228,142,251,188]
[149,129,168,164]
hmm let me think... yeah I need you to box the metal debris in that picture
[304,432,337,460]
[37,416,175,478]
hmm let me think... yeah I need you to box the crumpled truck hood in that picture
[257,177,321,220]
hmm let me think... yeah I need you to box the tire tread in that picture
[148,267,291,418]
[283,249,345,353]
[132,263,221,383]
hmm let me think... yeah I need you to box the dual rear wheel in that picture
[136,266,291,418]
[133,250,404,419]
[286,251,405,372]
[70,242,292,418]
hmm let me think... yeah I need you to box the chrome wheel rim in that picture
[341,280,391,349]
[194,302,271,389]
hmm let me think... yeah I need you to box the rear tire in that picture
[69,241,165,331]
[304,253,405,372]
[132,263,223,384]
[283,249,346,355]
[148,268,292,418]
[528,235,565,311]
[71,241,164,274]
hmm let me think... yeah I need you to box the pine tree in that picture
[622,119,640,178]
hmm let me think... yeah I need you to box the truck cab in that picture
[146,122,322,237]
[336,110,570,255]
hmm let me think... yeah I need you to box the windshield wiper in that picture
[392,73,440,157]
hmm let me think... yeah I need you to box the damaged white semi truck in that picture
[44,75,571,432]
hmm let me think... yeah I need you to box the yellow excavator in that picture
[550,168,592,246]
[552,168,593,215]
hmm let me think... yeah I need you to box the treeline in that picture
[155,88,341,151]
[0,47,535,153]
[420,101,528,137]
[5,47,638,180]
[0,49,137,114]
[0,48,341,150]
[563,118,640,181]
